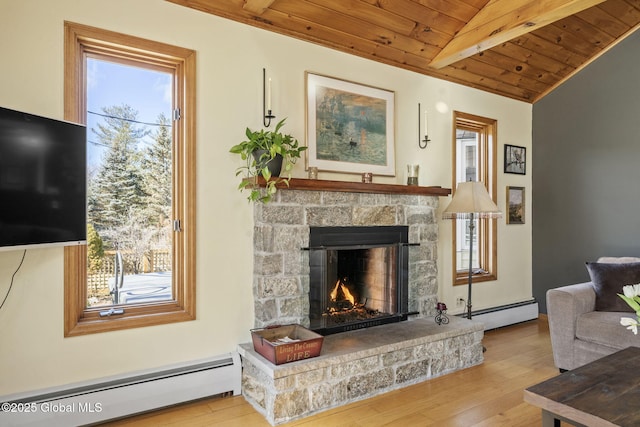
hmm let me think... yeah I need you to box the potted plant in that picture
[230,118,307,203]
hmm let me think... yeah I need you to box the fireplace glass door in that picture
[308,226,409,335]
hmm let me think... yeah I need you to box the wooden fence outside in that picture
[87,249,171,296]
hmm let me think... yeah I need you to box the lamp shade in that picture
[442,181,502,220]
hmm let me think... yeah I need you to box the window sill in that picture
[453,272,497,286]
[65,303,195,337]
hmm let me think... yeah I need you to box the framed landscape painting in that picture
[305,72,395,176]
[507,186,525,224]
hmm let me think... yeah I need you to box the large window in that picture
[63,22,196,336]
[452,111,498,285]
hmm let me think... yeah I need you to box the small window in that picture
[452,111,498,285]
[63,22,196,336]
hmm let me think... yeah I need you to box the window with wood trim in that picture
[63,22,196,336]
[452,111,498,285]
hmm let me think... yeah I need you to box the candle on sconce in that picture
[267,78,272,111]
[424,110,428,136]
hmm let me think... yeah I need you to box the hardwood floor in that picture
[103,318,560,426]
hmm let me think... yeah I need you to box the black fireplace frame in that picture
[307,226,410,335]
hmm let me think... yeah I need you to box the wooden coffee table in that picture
[524,346,640,427]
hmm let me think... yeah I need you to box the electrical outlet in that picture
[457,298,465,306]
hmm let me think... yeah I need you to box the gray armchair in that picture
[547,256,640,371]
[546,282,637,371]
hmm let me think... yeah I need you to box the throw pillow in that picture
[597,256,640,264]
[585,262,640,312]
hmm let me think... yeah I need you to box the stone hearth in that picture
[239,317,484,425]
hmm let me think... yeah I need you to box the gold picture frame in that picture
[305,72,395,176]
[507,186,525,224]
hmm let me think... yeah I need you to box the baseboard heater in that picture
[0,352,241,427]
[457,299,539,330]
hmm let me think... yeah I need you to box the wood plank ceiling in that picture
[168,0,640,103]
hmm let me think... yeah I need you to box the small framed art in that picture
[504,144,526,175]
[506,186,525,224]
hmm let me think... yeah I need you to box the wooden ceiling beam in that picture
[428,0,606,69]
[242,0,275,15]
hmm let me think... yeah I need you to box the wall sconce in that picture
[263,68,275,127]
[418,103,431,149]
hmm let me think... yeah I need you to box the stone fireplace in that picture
[238,179,484,425]
[250,182,442,328]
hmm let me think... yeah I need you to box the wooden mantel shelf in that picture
[253,177,451,196]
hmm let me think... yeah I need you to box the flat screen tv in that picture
[0,106,86,251]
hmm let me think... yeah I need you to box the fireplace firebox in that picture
[308,226,410,335]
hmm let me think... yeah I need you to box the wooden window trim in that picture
[63,22,196,336]
[451,111,498,286]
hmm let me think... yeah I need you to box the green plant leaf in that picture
[261,167,272,181]
[274,118,286,133]
[619,293,640,312]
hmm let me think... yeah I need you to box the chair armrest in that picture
[546,282,596,370]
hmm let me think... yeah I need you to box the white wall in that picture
[0,0,532,395]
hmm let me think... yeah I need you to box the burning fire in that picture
[324,277,384,325]
[330,278,355,305]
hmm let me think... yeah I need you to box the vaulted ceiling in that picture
[168,0,640,103]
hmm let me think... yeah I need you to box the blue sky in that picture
[86,58,172,169]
